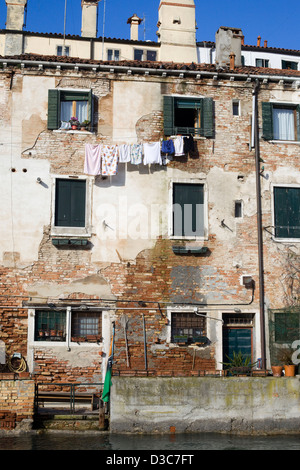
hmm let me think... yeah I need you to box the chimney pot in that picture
[230,52,235,70]
[264,40,268,48]
[257,35,261,47]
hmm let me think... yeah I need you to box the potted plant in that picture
[276,347,296,377]
[221,350,256,376]
[69,116,79,129]
[80,120,90,131]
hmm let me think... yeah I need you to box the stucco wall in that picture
[110,376,300,435]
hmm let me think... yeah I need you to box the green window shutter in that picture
[55,179,86,228]
[262,102,273,140]
[173,183,204,237]
[88,89,93,125]
[274,187,300,239]
[201,97,214,138]
[47,89,60,130]
[163,96,175,136]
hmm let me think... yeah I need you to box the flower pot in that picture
[71,125,77,130]
[271,365,283,377]
[284,365,296,377]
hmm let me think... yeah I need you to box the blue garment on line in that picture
[161,139,175,155]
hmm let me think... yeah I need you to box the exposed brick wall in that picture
[0,379,35,430]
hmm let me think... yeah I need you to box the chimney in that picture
[127,14,142,41]
[230,52,235,70]
[5,0,27,30]
[81,0,100,38]
[257,36,261,47]
[4,0,27,56]
[264,40,268,48]
[215,27,243,69]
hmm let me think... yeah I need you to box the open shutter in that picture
[201,97,214,138]
[47,89,60,130]
[262,102,273,140]
[163,96,175,136]
[87,89,93,127]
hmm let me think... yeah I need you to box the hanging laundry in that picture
[161,139,175,155]
[130,143,143,165]
[118,144,131,163]
[143,142,162,165]
[174,136,185,156]
[84,144,102,176]
[184,135,195,154]
[101,145,118,176]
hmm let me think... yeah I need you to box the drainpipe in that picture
[253,80,266,369]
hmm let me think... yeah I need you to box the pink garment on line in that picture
[84,144,102,175]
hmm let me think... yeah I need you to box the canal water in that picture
[1,432,300,450]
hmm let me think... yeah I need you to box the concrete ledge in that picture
[110,376,300,435]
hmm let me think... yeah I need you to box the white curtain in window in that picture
[77,101,88,123]
[60,101,72,122]
[273,108,295,140]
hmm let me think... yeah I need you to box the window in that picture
[35,310,66,341]
[47,89,93,130]
[262,102,300,141]
[164,96,214,137]
[282,60,298,70]
[171,312,207,344]
[256,58,269,68]
[232,100,240,116]
[55,178,86,228]
[134,49,157,61]
[274,186,300,239]
[235,201,243,218]
[172,183,205,237]
[34,309,102,343]
[57,45,70,56]
[107,49,120,61]
[274,312,300,343]
[71,312,102,341]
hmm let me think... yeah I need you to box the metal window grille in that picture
[171,312,206,344]
[71,312,102,340]
[223,313,254,326]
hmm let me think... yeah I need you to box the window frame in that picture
[133,49,157,61]
[282,60,298,70]
[57,45,70,56]
[255,58,269,68]
[169,179,208,240]
[47,88,93,131]
[262,101,300,142]
[163,95,214,137]
[272,184,300,242]
[107,48,120,61]
[51,175,93,238]
[29,308,103,345]
[166,307,207,346]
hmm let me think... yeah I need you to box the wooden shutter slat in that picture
[47,89,60,130]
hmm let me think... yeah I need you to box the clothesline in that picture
[84,135,195,176]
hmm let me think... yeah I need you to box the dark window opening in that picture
[235,201,243,218]
[171,312,207,344]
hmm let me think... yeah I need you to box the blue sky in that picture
[0,0,299,51]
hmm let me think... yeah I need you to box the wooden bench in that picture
[37,391,97,411]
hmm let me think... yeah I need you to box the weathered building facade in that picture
[0,0,299,390]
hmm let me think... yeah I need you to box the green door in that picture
[223,327,252,362]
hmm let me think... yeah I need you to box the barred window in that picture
[71,311,102,342]
[35,310,66,342]
[171,312,206,344]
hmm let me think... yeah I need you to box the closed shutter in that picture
[55,179,86,227]
[296,105,300,141]
[173,183,204,237]
[262,102,274,140]
[201,97,214,137]
[47,89,60,130]
[163,96,175,136]
[87,89,93,126]
[274,186,300,238]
